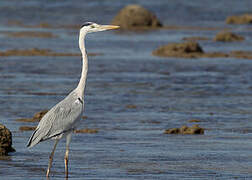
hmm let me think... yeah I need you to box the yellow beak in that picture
[99,25,120,30]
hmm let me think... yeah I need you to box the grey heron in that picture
[27,22,119,178]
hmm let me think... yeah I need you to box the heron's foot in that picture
[46,168,50,177]
[64,156,69,178]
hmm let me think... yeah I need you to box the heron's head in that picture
[80,22,119,34]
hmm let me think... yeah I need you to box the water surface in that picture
[1,0,252,179]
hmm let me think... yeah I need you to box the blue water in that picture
[1,0,252,179]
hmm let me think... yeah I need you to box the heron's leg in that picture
[64,133,72,178]
[46,139,59,177]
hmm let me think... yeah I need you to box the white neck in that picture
[76,30,88,98]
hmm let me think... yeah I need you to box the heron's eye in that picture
[91,25,95,28]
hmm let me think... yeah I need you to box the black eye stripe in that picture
[81,22,92,28]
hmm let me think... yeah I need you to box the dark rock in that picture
[164,124,204,135]
[0,124,15,156]
[226,14,252,24]
[111,4,162,30]
[214,31,244,42]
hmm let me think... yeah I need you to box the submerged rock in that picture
[111,4,162,30]
[0,48,100,57]
[230,51,252,59]
[16,110,48,122]
[6,31,57,38]
[164,125,204,135]
[33,110,48,121]
[0,124,15,156]
[0,48,80,57]
[226,14,252,24]
[214,31,244,42]
[74,128,98,134]
[7,20,53,28]
[19,126,36,131]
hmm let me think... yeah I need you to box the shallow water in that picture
[1,0,252,179]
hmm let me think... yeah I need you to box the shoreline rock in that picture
[0,124,15,156]
[111,4,162,30]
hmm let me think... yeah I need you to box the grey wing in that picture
[27,93,83,148]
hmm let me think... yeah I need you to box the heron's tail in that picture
[27,129,41,148]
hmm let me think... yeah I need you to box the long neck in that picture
[76,31,88,98]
